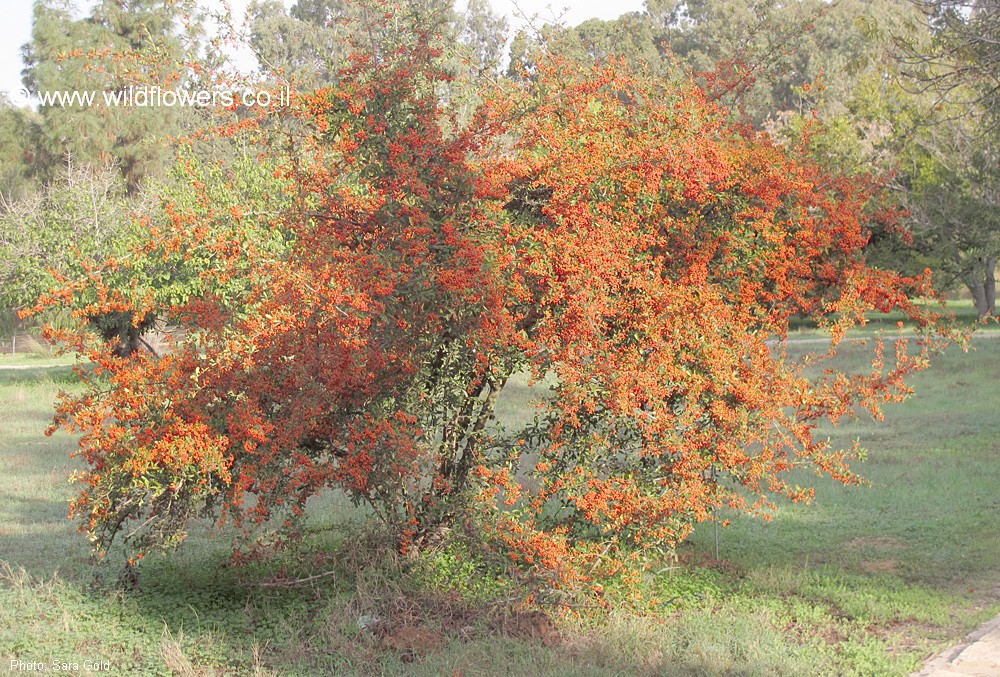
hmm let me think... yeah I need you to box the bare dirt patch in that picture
[845,536,907,550]
[861,558,901,574]
[845,537,905,574]
[496,608,561,646]
[362,590,562,663]
[380,625,446,662]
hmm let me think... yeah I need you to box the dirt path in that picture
[771,331,1000,347]
[912,614,1000,676]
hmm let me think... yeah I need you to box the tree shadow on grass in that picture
[0,491,91,583]
[0,364,79,386]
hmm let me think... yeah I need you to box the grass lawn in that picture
[787,297,999,339]
[1,338,998,675]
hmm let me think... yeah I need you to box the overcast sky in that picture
[1,0,647,101]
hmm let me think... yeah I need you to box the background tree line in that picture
[0,0,996,327]
[1,0,995,333]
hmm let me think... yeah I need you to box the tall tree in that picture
[457,0,508,75]
[839,0,1000,316]
[899,0,1000,121]
[21,0,198,192]
[648,0,930,122]
[894,109,999,316]
[248,0,351,89]
[0,98,39,201]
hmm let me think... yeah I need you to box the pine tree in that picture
[21,0,197,192]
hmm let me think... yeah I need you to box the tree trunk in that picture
[89,310,157,357]
[985,257,997,317]
[965,257,997,318]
